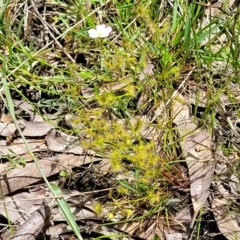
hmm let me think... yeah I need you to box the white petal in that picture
[99,31,110,38]
[88,29,99,38]
[105,26,112,34]
[98,25,112,38]
[96,24,106,32]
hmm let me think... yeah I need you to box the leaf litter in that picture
[172,94,215,228]
[1,0,240,239]
[0,69,236,238]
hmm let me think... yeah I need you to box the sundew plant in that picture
[1,0,240,238]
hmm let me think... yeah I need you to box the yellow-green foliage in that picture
[74,108,164,190]
[104,48,137,74]
[93,202,102,217]
[60,1,179,208]
[95,92,117,107]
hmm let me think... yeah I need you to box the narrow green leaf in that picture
[50,184,83,240]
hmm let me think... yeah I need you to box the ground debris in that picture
[172,94,215,228]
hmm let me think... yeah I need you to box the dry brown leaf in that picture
[101,81,131,92]
[81,85,95,98]
[0,114,12,123]
[46,129,97,155]
[200,4,228,47]
[154,222,168,240]
[174,207,192,223]
[46,223,72,239]
[0,187,46,225]
[46,129,88,154]
[0,162,11,175]
[10,203,50,240]
[0,231,11,240]
[117,221,139,236]
[0,120,52,138]
[137,86,151,112]
[165,233,183,240]
[0,138,47,157]
[138,218,185,240]
[0,122,17,137]
[147,221,166,240]
[64,114,84,129]
[22,121,53,137]
[211,196,240,240]
[52,201,97,221]
[172,94,215,228]
[137,220,162,240]
[0,154,102,195]
[115,216,166,239]
[228,174,240,195]
[13,100,35,120]
[51,189,98,221]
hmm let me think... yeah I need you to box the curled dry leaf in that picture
[0,187,46,225]
[211,196,240,240]
[138,220,165,240]
[10,203,50,240]
[64,114,85,139]
[172,94,215,228]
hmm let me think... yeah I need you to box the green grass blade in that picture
[50,184,83,240]
[0,0,10,17]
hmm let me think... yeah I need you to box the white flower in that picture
[88,24,112,38]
